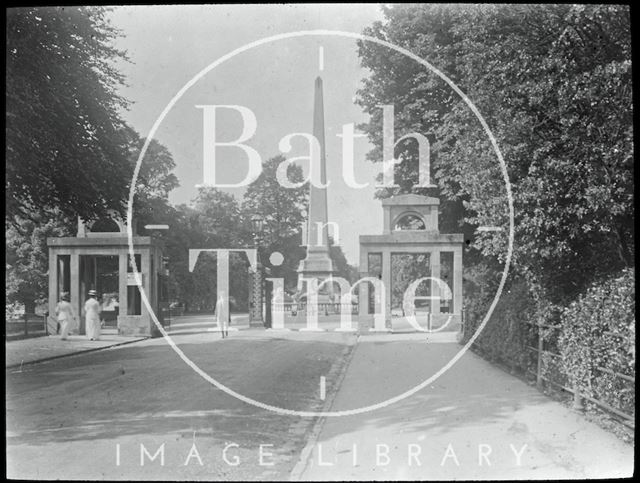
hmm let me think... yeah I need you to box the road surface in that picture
[6,316,634,480]
[6,328,355,480]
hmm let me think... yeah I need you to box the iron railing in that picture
[274,302,359,315]
[6,313,49,337]
[524,321,634,429]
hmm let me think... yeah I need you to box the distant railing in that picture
[6,313,49,338]
[524,321,635,429]
[274,302,359,315]
[168,306,185,317]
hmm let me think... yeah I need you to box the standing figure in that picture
[55,292,76,340]
[84,289,102,341]
[215,290,229,338]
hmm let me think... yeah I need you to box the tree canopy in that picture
[356,4,633,302]
[6,210,75,314]
[241,155,309,289]
[6,7,132,223]
[6,127,181,314]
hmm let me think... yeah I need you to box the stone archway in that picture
[393,212,427,231]
[359,194,463,331]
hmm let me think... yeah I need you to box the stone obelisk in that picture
[297,77,334,287]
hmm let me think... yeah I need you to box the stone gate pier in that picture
[359,194,463,331]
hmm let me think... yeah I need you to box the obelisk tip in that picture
[315,76,323,85]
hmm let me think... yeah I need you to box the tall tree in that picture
[6,7,132,223]
[241,155,309,290]
[5,128,180,314]
[6,210,75,313]
[356,4,633,303]
[329,237,358,284]
[167,189,250,312]
[125,126,180,233]
[195,187,245,247]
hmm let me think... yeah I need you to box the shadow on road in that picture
[6,335,352,448]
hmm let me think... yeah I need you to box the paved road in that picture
[6,318,634,480]
[6,330,356,480]
[296,337,634,480]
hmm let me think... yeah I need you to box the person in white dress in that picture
[55,292,76,340]
[215,290,229,338]
[84,289,102,341]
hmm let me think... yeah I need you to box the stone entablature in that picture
[360,232,463,245]
[382,194,440,234]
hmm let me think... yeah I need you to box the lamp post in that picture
[249,214,265,327]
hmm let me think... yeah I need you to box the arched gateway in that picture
[358,194,464,330]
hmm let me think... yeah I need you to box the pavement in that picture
[293,338,635,480]
[4,314,245,369]
[5,333,147,368]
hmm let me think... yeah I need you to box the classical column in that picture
[379,250,392,330]
[48,248,58,334]
[358,275,369,317]
[70,253,81,334]
[453,248,463,314]
[119,253,128,332]
[137,249,149,336]
[93,256,98,292]
[141,249,150,322]
[358,248,369,319]
[431,250,441,315]
[248,269,254,322]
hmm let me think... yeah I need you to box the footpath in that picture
[4,313,249,369]
[293,336,634,480]
[5,334,146,369]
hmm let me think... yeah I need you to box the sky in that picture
[107,4,387,265]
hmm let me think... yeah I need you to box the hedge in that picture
[462,268,538,373]
[558,269,635,416]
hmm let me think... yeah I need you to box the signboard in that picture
[127,272,144,286]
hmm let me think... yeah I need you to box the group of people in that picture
[54,290,103,341]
